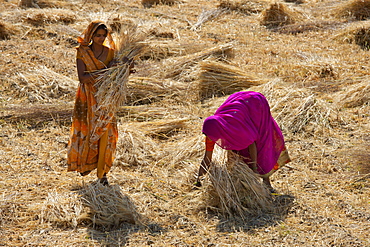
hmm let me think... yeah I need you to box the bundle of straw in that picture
[198,60,264,99]
[78,182,142,228]
[260,3,297,28]
[202,148,274,218]
[95,27,147,115]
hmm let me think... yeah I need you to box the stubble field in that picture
[0,0,369,246]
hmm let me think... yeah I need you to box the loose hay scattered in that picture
[115,125,160,167]
[218,0,269,15]
[274,20,344,35]
[198,60,264,99]
[260,3,298,28]
[260,80,343,134]
[95,27,147,116]
[333,0,370,20]
[38,191,84,228]
[22,8,77,26]
[200,148,274,218]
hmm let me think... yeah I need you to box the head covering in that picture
[77,20,115,49]
[202,91,285,175]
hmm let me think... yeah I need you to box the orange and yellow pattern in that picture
[67,21,118,178]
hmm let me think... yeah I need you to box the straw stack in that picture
[201,148,274,218]
[260,3,297,28]
[334,0,370,20]
[218,0,269,15]
[79,183,142,228]
[198,60,264,99]
[95,27,147,116]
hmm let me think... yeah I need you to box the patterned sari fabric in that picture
[202,91,291,176]
[67,21,118,178]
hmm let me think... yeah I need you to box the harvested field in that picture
[0,0,369,246]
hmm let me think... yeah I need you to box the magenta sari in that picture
[202,91,285,175]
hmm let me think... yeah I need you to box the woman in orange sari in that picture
[67,21,118,185]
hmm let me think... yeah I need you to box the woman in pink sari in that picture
[196,91,291,192]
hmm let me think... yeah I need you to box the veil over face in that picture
[202,91,285,175]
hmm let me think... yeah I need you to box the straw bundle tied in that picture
[198,60,264,99]
[126,77,190,105]
[95,27,147,116]
[160,43,234,80]
[260,3,297,28]
[79,182,142,228]
[202,148,274,218]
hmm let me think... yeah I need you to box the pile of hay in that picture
[198,60,264,99]
[334,0,370,20]
[0,20,18,40]
[78,183,141,228]
[200,148,274,218]
[108,15,135,33]
[142,0,179,8]
[37,184,143,229]
[218,0,269,15]
[334,80,370,108]
[260,3,297,28]
[127,119,189,139]
[158,43,234,80]
[126,77,192,105]
[11,66,78,102]
[142,41,209,61]
[21,8,76,26]
[95,27,147,115]
[275,20,344,35]
[335,23,370,50]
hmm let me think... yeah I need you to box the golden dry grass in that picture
[1,0,370,246]
[334,0,370,20]
[260,3,299,28]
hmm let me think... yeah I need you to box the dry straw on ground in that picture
[335,22,370,50]
[158,43,234,80]
[78,183,142,228]
[218,0,269,15]
[260,80,342,134]
[198,60,265,99]
[21,8,77,26]
[142,0,179,8]
[11,66,78,102]
[115,125,159,167]
[333,0,370,20]
[0,20,18,40]
[199,148,274,218]
[95,27,147,115]
[142,41,209,60]
[260,3,298,28]
[334,80,370,108]
[126,77,192,105]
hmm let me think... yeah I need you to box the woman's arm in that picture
[77,58,95,84]
[196,150,213,186]
[248,141,258,172]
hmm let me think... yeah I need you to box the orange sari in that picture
[67,21,118,179]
